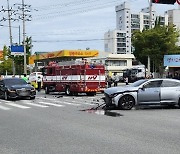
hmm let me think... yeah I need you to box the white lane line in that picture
[37,97,80,106]
[0,100,11,103]
[6,103,30,109]
[71,100,95,106]
[38,102,64,107]
[0,105,11,110]
[54,101,80,106]
[23,102,49,108]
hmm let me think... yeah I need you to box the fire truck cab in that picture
[42,61,106,96]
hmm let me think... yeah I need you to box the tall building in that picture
[104,1,171,54]
[166,9,180,46]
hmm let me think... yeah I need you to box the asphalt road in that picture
[0,91,180,154]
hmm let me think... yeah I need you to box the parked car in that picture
[0,78,36,100]
[104,78,180,110]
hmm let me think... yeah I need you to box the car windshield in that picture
[130,79,147,87]
[4,78,27,86]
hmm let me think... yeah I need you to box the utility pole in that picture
[13,1,32,75]
[148,0,153,77]
[22,0,27,75]
[7,0,15,75]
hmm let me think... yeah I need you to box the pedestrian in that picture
[22,74,28,82]
[0,74,2,80]
[37,76,42,92]
[107,75,113,88]
[112,73,119,87]
[125,77,129,85]
[173,72,179,80]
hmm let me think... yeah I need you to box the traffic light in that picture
[152,0,176,4]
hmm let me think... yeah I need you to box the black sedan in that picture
[0,78,36,100]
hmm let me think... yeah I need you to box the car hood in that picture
[7,84,33,90]
[104,86,139,96]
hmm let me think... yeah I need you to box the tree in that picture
[0,46,13,75]
[132,24,180,75]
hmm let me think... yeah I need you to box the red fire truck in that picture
[42,61,106,96]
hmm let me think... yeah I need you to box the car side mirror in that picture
[139,86,145,91]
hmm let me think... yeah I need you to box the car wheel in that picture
[45,86,49,94]
[4,91,8,100]
[118,95,135,110]
[65,86,72,96]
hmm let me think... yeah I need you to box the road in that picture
[0,91,180,154]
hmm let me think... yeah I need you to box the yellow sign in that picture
[29,50,99,65]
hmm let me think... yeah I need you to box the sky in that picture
[0,0,179,54]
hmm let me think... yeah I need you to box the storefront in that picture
[164,54,180,78]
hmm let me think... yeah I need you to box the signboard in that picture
[29,50,99,64]
[11,45,24,56]
[164,55,180,66]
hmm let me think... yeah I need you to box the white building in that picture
[166,9,180,46]
[104,30,130,54]
[104,1,178,54]
[90,52,135,76]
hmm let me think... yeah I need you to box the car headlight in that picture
[8,88,16,92]
[109,93,119,98]
[31,88,35,91]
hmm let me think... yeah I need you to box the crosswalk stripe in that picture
[71,100,94,106]
[23,102,49,108]
[6,103,30,109]
[0,100,10,103]
[37,97,80,106]
[54,101,80,106]
[0,105,11,110]
[38,102,64,107]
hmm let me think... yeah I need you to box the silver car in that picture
[104,78,180,110]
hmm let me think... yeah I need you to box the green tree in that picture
[132,24,180,75]
[0,46,13,75]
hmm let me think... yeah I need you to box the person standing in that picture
[22,74,28,82]
[125,77,129,85]
[37,76,42,92]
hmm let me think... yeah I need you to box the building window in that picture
[107,60,127,66]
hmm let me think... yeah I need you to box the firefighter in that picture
[37,76,42,92]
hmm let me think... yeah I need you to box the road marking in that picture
[0,100,11,103]
[54,101,80,106]
[0,105,11,110]
[38,102,64,107]
[71,100,95,106]
[37,97,80,106]
[23,102,49,108]
[6,103,31,109]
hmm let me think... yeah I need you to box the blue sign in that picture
[164,55,180,66]
[11,45,24,55]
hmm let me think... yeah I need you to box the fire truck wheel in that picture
[45,86,50,94]
[65,86,72,96]
[86,92,96,96]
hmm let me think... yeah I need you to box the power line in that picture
[32,37,123,43]
[33,0,122,20]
